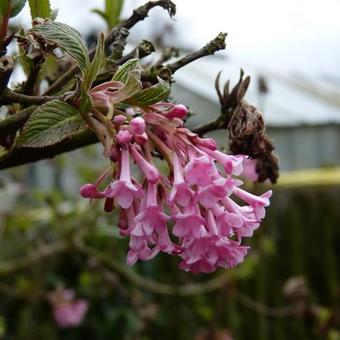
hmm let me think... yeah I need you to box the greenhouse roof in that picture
[173,56,340,127]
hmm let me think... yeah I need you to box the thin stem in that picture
[166,32,227,75]
[0,106,36,135]
[1,88,59,106]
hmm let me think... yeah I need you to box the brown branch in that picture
[74,240,232,296]
[0,130,98,170]
[0,106,36,135]
[0,241,70,274]
[142,32,227,82]
[1,88,59,106]
[0,55,13,97]
[191,116,227,136]
[0,114,225,170]
[166,32,227,74]
[43,0,176,96]
[117,40,155,65]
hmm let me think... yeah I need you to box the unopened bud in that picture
[165,104,189,119]
[116,129,132,145]
[130,117,146,135]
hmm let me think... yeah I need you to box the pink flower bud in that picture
[165,104,189,119]
[116,129,132,145]
[113,114,126,125]
[130,117,146,135]
[80,184,104,199]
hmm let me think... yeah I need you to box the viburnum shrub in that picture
[0,0,278,274]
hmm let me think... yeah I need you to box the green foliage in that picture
[0,184,338,339]
[92,0,124,29]
[16,100,85,147]
[112,58,140,83]
[115,71,143,103]
[83,34,105,92]
[30,21,89,74]
[112,58,172,106]
[132,77,171,105]
[28,0,52,19]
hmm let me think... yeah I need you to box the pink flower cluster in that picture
[47,289,89,328]
[80,102,272,273]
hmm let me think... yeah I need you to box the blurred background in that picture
[0,0,339,339]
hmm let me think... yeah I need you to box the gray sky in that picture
[12,0,340,78]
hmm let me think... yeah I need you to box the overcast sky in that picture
[12,0,340,79]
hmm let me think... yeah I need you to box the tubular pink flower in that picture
[79,101,273,273]
[223,197,260,237]
[134,183,177,254]
[233,187,272,220]
[172,204,206,238]
[199,146,246,175]
[212,205,242,237]
[104,148,142,209]
[191,136,217,150]
[196,177,241,208]
[130,144,160,184]
[184,153,216,187]
[179,235,249,273]
[168,152,194,207]
[242,158,259,182]
[135,183,168,235]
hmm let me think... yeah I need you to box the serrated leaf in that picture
[30,21,89,74]
[112,58,139,83]
[16,100,85,148]
[83,33,105,91]
[10,0,27,17]
[132,77,171,105]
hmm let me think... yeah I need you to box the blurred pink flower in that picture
[48,289,89,328]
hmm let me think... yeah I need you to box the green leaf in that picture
[30,21,89,74]
[0,0,10,16]
[83,33,105,91]
[18,29,34,76]
[132,77,171,105]
[79,90,92,114]
[105,0,124,28]
[115,70,142,102]
[28,0,51,19]
[92,0,124,28]
[16,100,85,148]
[10,0,27,17]
[112,58,139,83]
